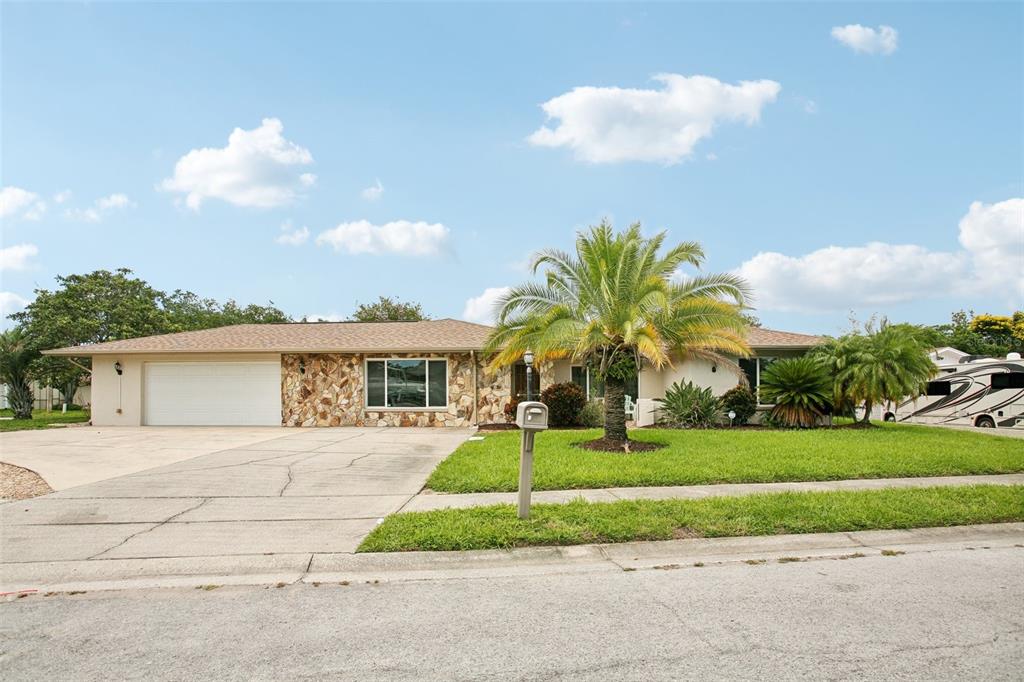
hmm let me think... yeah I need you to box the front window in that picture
[365,359,447,408]
[740,356,777,403]
[571,365,610,400]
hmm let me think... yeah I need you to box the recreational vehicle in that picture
[876,353,1024,429]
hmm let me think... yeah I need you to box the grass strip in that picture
[358,484,1024,552]
[426,424,1024,493]
[0,410,91,432]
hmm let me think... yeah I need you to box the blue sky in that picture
[2,2,1021,335]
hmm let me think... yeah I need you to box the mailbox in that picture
[515,401,549,431]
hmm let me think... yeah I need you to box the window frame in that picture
[364,357,449,410]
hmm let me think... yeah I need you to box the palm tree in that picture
[485,220,751,446]
[0,327,40,420]
[813,321,937,424]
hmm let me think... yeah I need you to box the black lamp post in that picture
[524,349,534,401]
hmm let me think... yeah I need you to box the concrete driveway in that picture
[2,427,474,574]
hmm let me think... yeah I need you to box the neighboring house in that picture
[930,346,970,368]
[42,320,820,427]
[0,381,91,411]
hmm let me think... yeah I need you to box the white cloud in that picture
[734,198,1024,312]
[1,186,46,220]
[705,152,718,161]
[0,243,39,272]
[160,118,315,210]
[0,291,30,320]
[315,220,450,256]
[462,286,511,325]
[958,198,1024,302]
[53,190,72,204]
[527,74,781,164]
[831,24,899,55]
[361,179,384,201]
[65,193,135,223]
[275,220,310,246]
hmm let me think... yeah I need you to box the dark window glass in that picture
[926,381,952,396]
[571,366,586,392]
[991,372,1024,390]
[387,360,426,407]
[366,361,385,407]
[428,360,447,407]
[739,358,758,390]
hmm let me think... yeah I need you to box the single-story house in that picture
[43,319,820,427]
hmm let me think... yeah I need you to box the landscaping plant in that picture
[0,328,40,420]
[655,380,721,428]
[813,320,937,424]
[719,385,757,425]
[484,220,751,449]
[540,382,587,426]
[578,400,604,428]
[759,356,832,428]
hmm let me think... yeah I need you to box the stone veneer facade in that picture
[281,352,540,427]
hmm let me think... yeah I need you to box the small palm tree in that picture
[0,327,40,420]
[813,320,937,423]
[486,220,751,446]
[759,356,832,428]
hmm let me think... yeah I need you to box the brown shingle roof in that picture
[746,327,822,348]
[42,319,495,356]
[43,320,820,356]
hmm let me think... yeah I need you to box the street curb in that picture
[3,523,1022,595]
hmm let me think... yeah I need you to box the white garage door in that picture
[144,362,281,426]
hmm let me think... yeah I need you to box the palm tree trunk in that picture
[8,380,34,420]
[860,399,873,424]
[603,375,628,442]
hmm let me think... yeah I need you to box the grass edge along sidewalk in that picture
[0,409,90,432]
[359,484,1024,552]
[426,424,1024,493]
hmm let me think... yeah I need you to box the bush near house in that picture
[759,357,833,428]
[655,380,722,428]
[719,385,757,425]
[578,400,604,428]
[540,382,587,426]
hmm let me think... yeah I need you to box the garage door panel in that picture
[144,362,281,426]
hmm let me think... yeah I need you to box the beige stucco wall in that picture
[90,354,282,426]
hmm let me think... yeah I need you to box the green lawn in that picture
[426,424,1024,493]
[0,409,91,432]
[358,484,1024,552]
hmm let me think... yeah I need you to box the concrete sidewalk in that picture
[404,473,1024,511]
[3,523,1022,593]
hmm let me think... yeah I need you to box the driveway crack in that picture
[87,498,211,559]
[278,453,327,496]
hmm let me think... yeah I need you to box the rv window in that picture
[925,381,951,396]
[991,372,1024,390]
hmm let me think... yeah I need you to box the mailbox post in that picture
[514,401,548,519]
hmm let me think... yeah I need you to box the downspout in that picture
[471,350,479,426]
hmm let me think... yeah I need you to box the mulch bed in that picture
[0,462,54,501]
[477,423,520,432]
[576,438,666,453]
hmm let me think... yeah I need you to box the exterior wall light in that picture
[299,359,306,375]
[114,361,123,375]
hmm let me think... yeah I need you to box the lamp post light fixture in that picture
[523,349,534,401]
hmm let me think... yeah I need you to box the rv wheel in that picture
[883,413,896,422]
[975,416,996,429]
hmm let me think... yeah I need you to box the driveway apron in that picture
[1,428,474,566]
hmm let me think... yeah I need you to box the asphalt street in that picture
[3,545,1022,680]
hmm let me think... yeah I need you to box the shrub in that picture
[503,395,524,424]
[655,380,721,429]
[759,356,832,428]
[720,385,757,425]
[578,400,604,428]
[540,382,587,427]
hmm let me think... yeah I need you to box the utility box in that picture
[515,401,549,431]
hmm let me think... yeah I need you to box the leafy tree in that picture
[486,220,751,445]
[162,290,289,331]
[759,357,832,428]
[0,328,40,419]
[928,309,1023,357]
[814,320,937,424]
[350,296,428,322]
